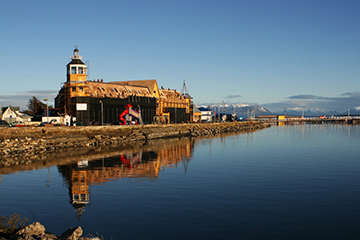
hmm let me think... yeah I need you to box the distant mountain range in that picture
[198,104,360,117]
[198,104,272,116]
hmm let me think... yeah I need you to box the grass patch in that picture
[0,213,29,235]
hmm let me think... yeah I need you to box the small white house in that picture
[1,106,32,123]
[198,107,213,122]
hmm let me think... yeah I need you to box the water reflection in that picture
[57,138,194,219]
[2,126,360,239]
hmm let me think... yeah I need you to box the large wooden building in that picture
[55,48,193,124]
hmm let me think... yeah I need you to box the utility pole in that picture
[222,101,226,121]
[208,105,211,122]
[223,101,226,116]
[100,100,103,125]
[44,98,48,123]
[138,105,143,125]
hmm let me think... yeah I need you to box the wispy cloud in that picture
[0,90,58,110]
[341,92,360,97]
[262,92,360,113]
[223,94,242,100]
[288,95,326,100]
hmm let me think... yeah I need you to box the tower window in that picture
[78,67,83,74]
[71,67,76,74]
[72,87,76,92]
[79,86,83,92]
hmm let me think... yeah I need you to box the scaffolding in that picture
[181,80,192,99]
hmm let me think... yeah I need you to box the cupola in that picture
[72,48,81,60]
[66,47,87,82]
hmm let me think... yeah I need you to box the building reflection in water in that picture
[58,138,194,219]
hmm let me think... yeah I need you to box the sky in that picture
[1,0,359,113]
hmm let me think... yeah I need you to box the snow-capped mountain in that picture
[272,109,341,117]
[197,104,272,116]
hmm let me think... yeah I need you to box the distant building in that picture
[55,48,194,124]
[198,107,213,122]
[1,106,32,123]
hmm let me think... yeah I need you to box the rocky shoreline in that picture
[0,222,99,240]
[0,121,270,168]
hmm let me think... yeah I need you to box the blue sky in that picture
[1,0,359,113]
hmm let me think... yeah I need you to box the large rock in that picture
[42,232,58,240]
[16,222,45,238]
[59,226,83,240]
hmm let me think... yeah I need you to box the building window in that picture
[79,86,83,92]
[78,67,83,74]
[71,67,76,74]
[72,87,76,92]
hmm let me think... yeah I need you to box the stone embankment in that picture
[0,121,270,168]
[0,222,99,240]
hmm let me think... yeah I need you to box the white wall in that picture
[2,109,21,123]
[201,111,212,122]
[41,115,72,126]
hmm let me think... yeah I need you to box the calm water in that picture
[1,124,360,239]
